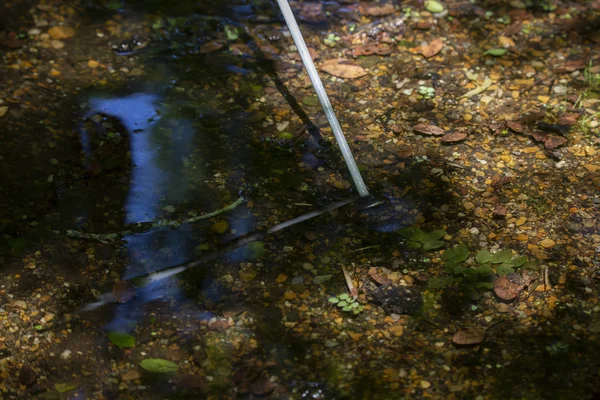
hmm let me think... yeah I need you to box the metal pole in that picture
[276,0,370,197]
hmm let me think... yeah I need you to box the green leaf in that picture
[476,281,495,290]
[302,96,320,107]
[338,301,348,307]
[491,249,513,264]
[453,265,466,275]
[397,227,425,242]
[107,331,135,348]
[244,241,265,260]
[328,297,339,304]
[350,302,359,308]
[338,293,349,300]
[342,306,351,312]
[428,276,455,289]
[139,358,179,373]
[475,250,491,264]
[224,25,239,41]
[465,286,481,300]
[484,48,507,56]
[55,382,79,393]
[422,229,446,242]
[423,240,444,250]
[523,260,539,270]
[424,0,445,13]
[406,241,422,250]
[463,268,479,282]
[442,243,470,265]
[497,264,515,276]
[512,255,527,267]
[477,263,492,275]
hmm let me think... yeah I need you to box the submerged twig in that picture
[66,196,245,243]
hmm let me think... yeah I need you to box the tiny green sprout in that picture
[329,293,364,314]
[35,325,43,331]
[418,86,435,99]
[324,33,341,47]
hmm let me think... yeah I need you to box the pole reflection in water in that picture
[82,92,195,331]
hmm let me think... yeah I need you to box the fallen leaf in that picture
[458,77,492,99]
[540,238,556,248]
[413,123,445,136]
[494,273,524,301]
[418,38,444,58]
[452,328,485,345]
[506,121,524,133]
[359,3,396,16]
[139,358,179,373]
[320,59,368,79]
[554,59,586,73]
[350,43,393,57]
[368,267,392,285]
[441,131,467,143]
[544,135,567,150]
[200,41,225,54]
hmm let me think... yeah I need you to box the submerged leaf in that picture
[497,264,515,276]
[442,243,470,265]
[491,249,513,264]
[484,48,507,56]
[107,331,135,348]
[139,358,179,373]
[423,240,444,250]
[55,382,79,393]
[475,250,491,264]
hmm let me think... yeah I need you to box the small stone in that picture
[493,206,507,219]
[19,365,37,386]
[463,202,475,210]
[87,59,100,68]
[283,291,297,301]
[48,26,76,39]
[275,274,288,283]
[389,325,404,337]
[212,220,229,234]
[420,380,432,389]
[12,300,27,309]
[540,238,555,248]
[121,370,141,381]
[50,40,64,49]
[312,275,332,284]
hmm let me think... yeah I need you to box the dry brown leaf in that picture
[441,131,467,143]
[494,273,524,301]
[200,41,225,54]
[452,328,485,345]
[413,123,445,136]
[350,43,393,58]
[506,121,524,133]
[368,267,392,285]
[418,38,444,58]
[554,59,586,73]
[544,135,567,150]
[358,3,396,16]
[320,59,368,79]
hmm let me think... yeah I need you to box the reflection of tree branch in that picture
[65,196,245,244]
